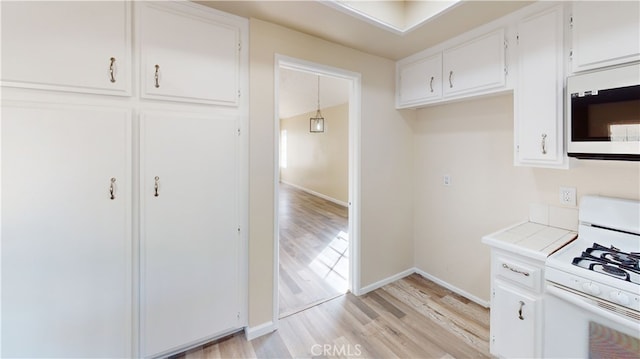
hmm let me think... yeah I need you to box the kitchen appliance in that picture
[544,196,640,358]
[567,63,640,161]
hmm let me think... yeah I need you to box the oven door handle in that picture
[546,284,640,328]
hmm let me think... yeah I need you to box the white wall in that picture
[280,103,349,204]
[413,94,640,302]
[248,19,415,327]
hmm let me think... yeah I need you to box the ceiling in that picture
[196,0,533,118]
[197,1,532,61]
[279,68,350,119]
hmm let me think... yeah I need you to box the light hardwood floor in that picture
[174,273,490,358]
[278,183,349,317]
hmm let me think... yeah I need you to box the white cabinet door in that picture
[572,1,640,72]
[140,112,241,357]
[491,281,539,359]
[515,6,565,167]
[138,2,241,106]
[443,29,505,97]
[397,53,442,107]
[1,103,132,358]
[0,1,131,96]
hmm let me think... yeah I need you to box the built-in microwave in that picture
[567,63,640,161]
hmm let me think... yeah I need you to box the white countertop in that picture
[482,221,578,261]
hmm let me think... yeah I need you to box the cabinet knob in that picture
[154,64,160,88]
[109,57,116,83]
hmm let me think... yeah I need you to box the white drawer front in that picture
[494,256,541,292]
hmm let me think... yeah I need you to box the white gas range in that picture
[544,196,640,358]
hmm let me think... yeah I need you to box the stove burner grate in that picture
[572,243,640,285]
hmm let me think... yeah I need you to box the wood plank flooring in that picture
[278,183,349,317]
[175,273,490,358]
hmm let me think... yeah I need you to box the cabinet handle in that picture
[109,177,116,200]
[109,57,116,83]
[154,176,160,197]
[154,64,160,88]
[518,301,525,320]
[429,76,434,93]
[449,70,453,88]
[502,263,530,277]
[541,133,547,155]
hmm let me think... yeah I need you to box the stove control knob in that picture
[582,282,601,295]
[609,291,630,306]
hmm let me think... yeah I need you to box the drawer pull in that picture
[502,263,530,277]
[154,176,160,197]
[109,177,116,200]
[518,301,525,320]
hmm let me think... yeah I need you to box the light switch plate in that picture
[559,186,577,206]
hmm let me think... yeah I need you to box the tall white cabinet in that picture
[140,112,242,357]
[2,104,133,358]
[1,1,248,358]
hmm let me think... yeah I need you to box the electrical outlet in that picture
[559,187,577,206]
[443,175,451,186]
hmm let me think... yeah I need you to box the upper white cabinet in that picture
[137,2,242,106]
[515,6,566,168]
[571,1,640,73]
[396,28,506,108]
[397,53,442,107]
[0,1,131,96]
[443,29,506,97]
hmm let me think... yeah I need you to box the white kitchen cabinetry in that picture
[1,103,132,358]
[442,29,506,97]
[571,1,640,73]
[396,28,506,108]
[492,280,539,358]
[514,6,566,168]
[1,1,248,358]
[483,222,577,359]
[140,112,242,358]
[0,1,131,96]
[397,53,442,107]
[490,254,542,358]
[137,2,241,106]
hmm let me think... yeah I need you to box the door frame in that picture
[273,54,362,323]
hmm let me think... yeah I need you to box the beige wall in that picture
[413,94,640,303]
[249,19,415,327]
[280,103,349,204]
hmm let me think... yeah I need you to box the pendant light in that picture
[310,75,325,133]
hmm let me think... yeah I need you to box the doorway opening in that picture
[274,56,361,320]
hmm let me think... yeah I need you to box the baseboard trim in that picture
[280,180,348,207]
[244,321,277,341]
[356,268,415,295]
[414,268,490,308]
